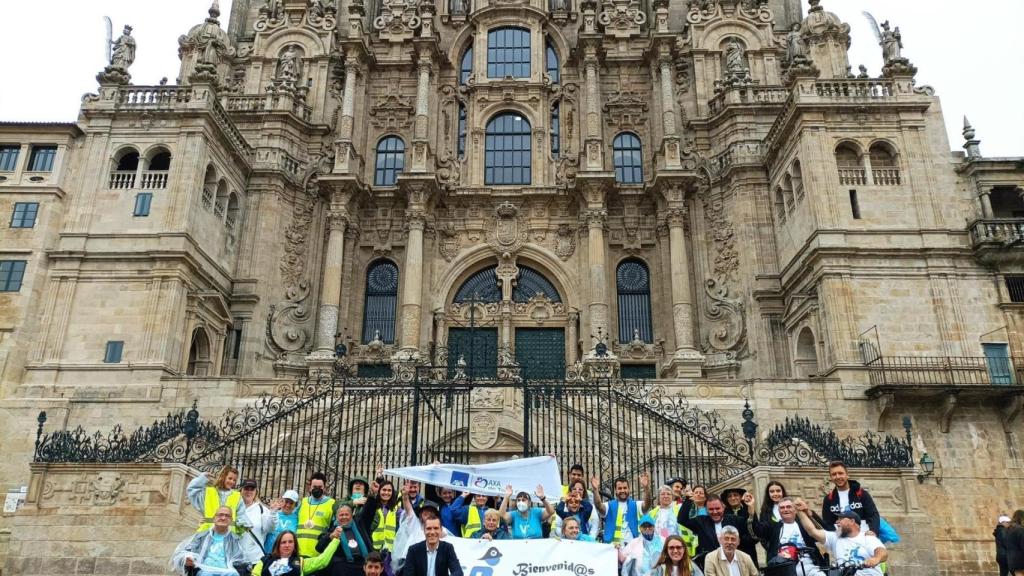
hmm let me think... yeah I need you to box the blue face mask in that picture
[351,492,363,500]
[642,532,654,541]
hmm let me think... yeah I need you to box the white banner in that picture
[448,537,618,576]
[385,456,562,500]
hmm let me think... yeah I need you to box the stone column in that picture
[664,207,704,377]
[979,188,994,219]
[411,48,432,172]
[399,210,426,355]
[333,56,360,173]
[582,49,603,171]
[309,207,348,365]
[434,311,447,348]
[585,208,610,344]
[658,49,682,169]
[567,311,579,365]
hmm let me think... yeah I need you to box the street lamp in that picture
[917,452,935,483]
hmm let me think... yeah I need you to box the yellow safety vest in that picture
[296,496,336,558]
[671,504,699,558]
[197,486,242,533]
[608,504,642,544]
[373,507,398,551]
[461,505,483,538]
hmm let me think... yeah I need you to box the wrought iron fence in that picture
[866,355,1024,387]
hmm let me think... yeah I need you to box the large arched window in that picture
[485,113,531,185]
[362,260,399,343]
[374,136,405,186]
[460,46,473,85]
[487,27,530,78]
[616,260,653,343]
[613,132,643,184]
[545,39,559,84]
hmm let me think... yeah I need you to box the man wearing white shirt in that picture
[795,500,887,576]
[703,526,757,576]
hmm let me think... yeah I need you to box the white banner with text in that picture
[385,456,562,500]
[448,537,618,576]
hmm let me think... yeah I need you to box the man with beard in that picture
[795,500,886,576]
[746,496,824,575]
[820,461,880,535]
[593,474,651,546]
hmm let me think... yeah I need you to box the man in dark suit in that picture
[677,495,753,569]
[403,517,463,576]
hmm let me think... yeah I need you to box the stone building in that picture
[0,0,1022,575]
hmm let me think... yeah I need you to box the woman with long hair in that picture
[251,530,342,575]
[687,486,708,518]
[186,465,251,532]
[369,479,399,575]
[759,481,787,523]
[652,535,695,576]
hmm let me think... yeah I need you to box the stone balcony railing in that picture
[222,94,313,123]
[117,86,195,108]
[707,85,790,116]
[838,168,867,186]
[108,170,168,190]
[871,168,901,186]
[969,218,1024,247]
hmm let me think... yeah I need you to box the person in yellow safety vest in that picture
[643,483,699,559]
[455,493,492,537]
[592,473,652,546]
[296,471,337,558]
[186,465,252,533]
[370,480,399,552]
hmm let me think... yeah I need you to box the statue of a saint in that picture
[278,45,300,80]
[110,25,137,69]
[879,21,902,62]
[785,23,806,62]
[725,39,748,75]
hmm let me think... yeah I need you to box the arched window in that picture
[513,266,561,303]
[187,327,212,376]
[487,27,530,78]
[835,143,865,185]
[214,179,228,218]
[115,150,139,171]
[454,266,502,303]
[457,103,467,159]
[460,46,473,85]
[362,260,399,343]
[226,192,240,232]
[546,39,559,84]
[374,136,405,186]
[550,103,560,158]
[202,165,217,211]
[791,159,804,200]
[148,150,172,171]
[110,149,140,190]
[868,142,900,185]
[616,260,653,343]
[774,187,786,221]
[613,132,643,184]
[782,174,794,210]
[485,113,531,185]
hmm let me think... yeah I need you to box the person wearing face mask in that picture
[619,514,664,576]
[498,483,555,539]
[342,478,370,517]
[267,490,302,553]
[297,472,337,558]
[592,474,649,546]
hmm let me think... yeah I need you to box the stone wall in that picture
[2,463,198,576]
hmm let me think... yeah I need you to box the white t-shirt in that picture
[779,522,806,547]
[837,490,850,513]
[824,531,885,576]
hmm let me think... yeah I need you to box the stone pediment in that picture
[369,91,415,130]
[602,89,648,129]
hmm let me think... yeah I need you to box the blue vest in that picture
[603,499,640,543]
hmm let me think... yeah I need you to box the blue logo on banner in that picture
[450,471,470,487]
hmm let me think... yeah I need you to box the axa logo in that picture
[451,471,470,487]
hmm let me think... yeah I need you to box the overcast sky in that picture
[0,0,1020,157]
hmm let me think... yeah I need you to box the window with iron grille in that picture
[617,259,653,343]
[613,133,643,184]
[1007,275,1024,303]
[485,112,531,185]
[487,27,530,78]
[0,146,19,171]
[27,145,57,172]
[362,260,399,343]
[374,136,405,187]
[133,193,152,217]
[0,260,27,292]
[11,202,39,228]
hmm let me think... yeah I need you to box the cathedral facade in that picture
[1,0,1023,574]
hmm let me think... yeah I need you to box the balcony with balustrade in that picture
[968,186,1024,264]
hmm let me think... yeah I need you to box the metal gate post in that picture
[522,383,530,458]
[410,384,421,466]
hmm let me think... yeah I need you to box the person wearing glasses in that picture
[651,535,702,576]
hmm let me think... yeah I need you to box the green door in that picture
[515,328,565,381]
[447,328,498,379]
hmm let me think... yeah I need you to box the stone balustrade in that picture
[872,168,902,186]
[140,170,168,189]
[839,167,867,186]
[118,86,194,107]
[814,79,895,99]
[109,170,168,190]
[969,218,1024,246]
[108,170,136,190]
[708,85,790,116]
[222,94,313,123]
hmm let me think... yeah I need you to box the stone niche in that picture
[3,463,199,576]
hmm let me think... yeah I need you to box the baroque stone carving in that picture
[374,0,422,42]
[487,202,528,255]
[603,88,648,129]
[91,472,125,506]
[98,25,136,84]
[686,0,719,24]
[723,39,753,88]
[598,0,647,38]
[369,89,415,130]
[703,279,746,356]
[438,221,461,261]
[553,224,577,260]
[469,412,499,449]
[702,194,738,284]
[267,281,314,354]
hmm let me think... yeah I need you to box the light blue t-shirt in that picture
[510,507,544,539]
[265,509,300,552]
[205,532,228,568]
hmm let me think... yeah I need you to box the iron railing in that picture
[866,355,1024,387]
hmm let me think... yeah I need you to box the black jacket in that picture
[748,516,825,566]
[820,480,880,534]
[402,540,464,576]
[255,554,301,576]
[677,499,753,563]
[996,524,1008,564]
[1007,524,1024,571]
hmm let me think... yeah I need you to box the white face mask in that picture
[516,501,530,513]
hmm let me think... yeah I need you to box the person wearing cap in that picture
[996,514,1013,576]
[620,513,665,576]
[314,480,382,576]
[745,495,824,576]
[266,489,302,553]
[593,473,650,546]
[821,461,881,535]
[666,478,687,505]
[403,517,463,576]
[1006,510,1024,576]
[794,499,886,576]
[187,465,252,534]
[703,525,757,576]
[297,472,337,558]
[498,483,555,539]
[720,489,757,567]
[341,477,370,517]
[238,478,278,566]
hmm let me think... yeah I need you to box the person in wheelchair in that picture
[793,500,886,576]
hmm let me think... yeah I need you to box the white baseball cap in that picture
[999,515,1011,523]
[282,489,300,502]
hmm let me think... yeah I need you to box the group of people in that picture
[994,511,1024,576]
[169,460,894,576]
